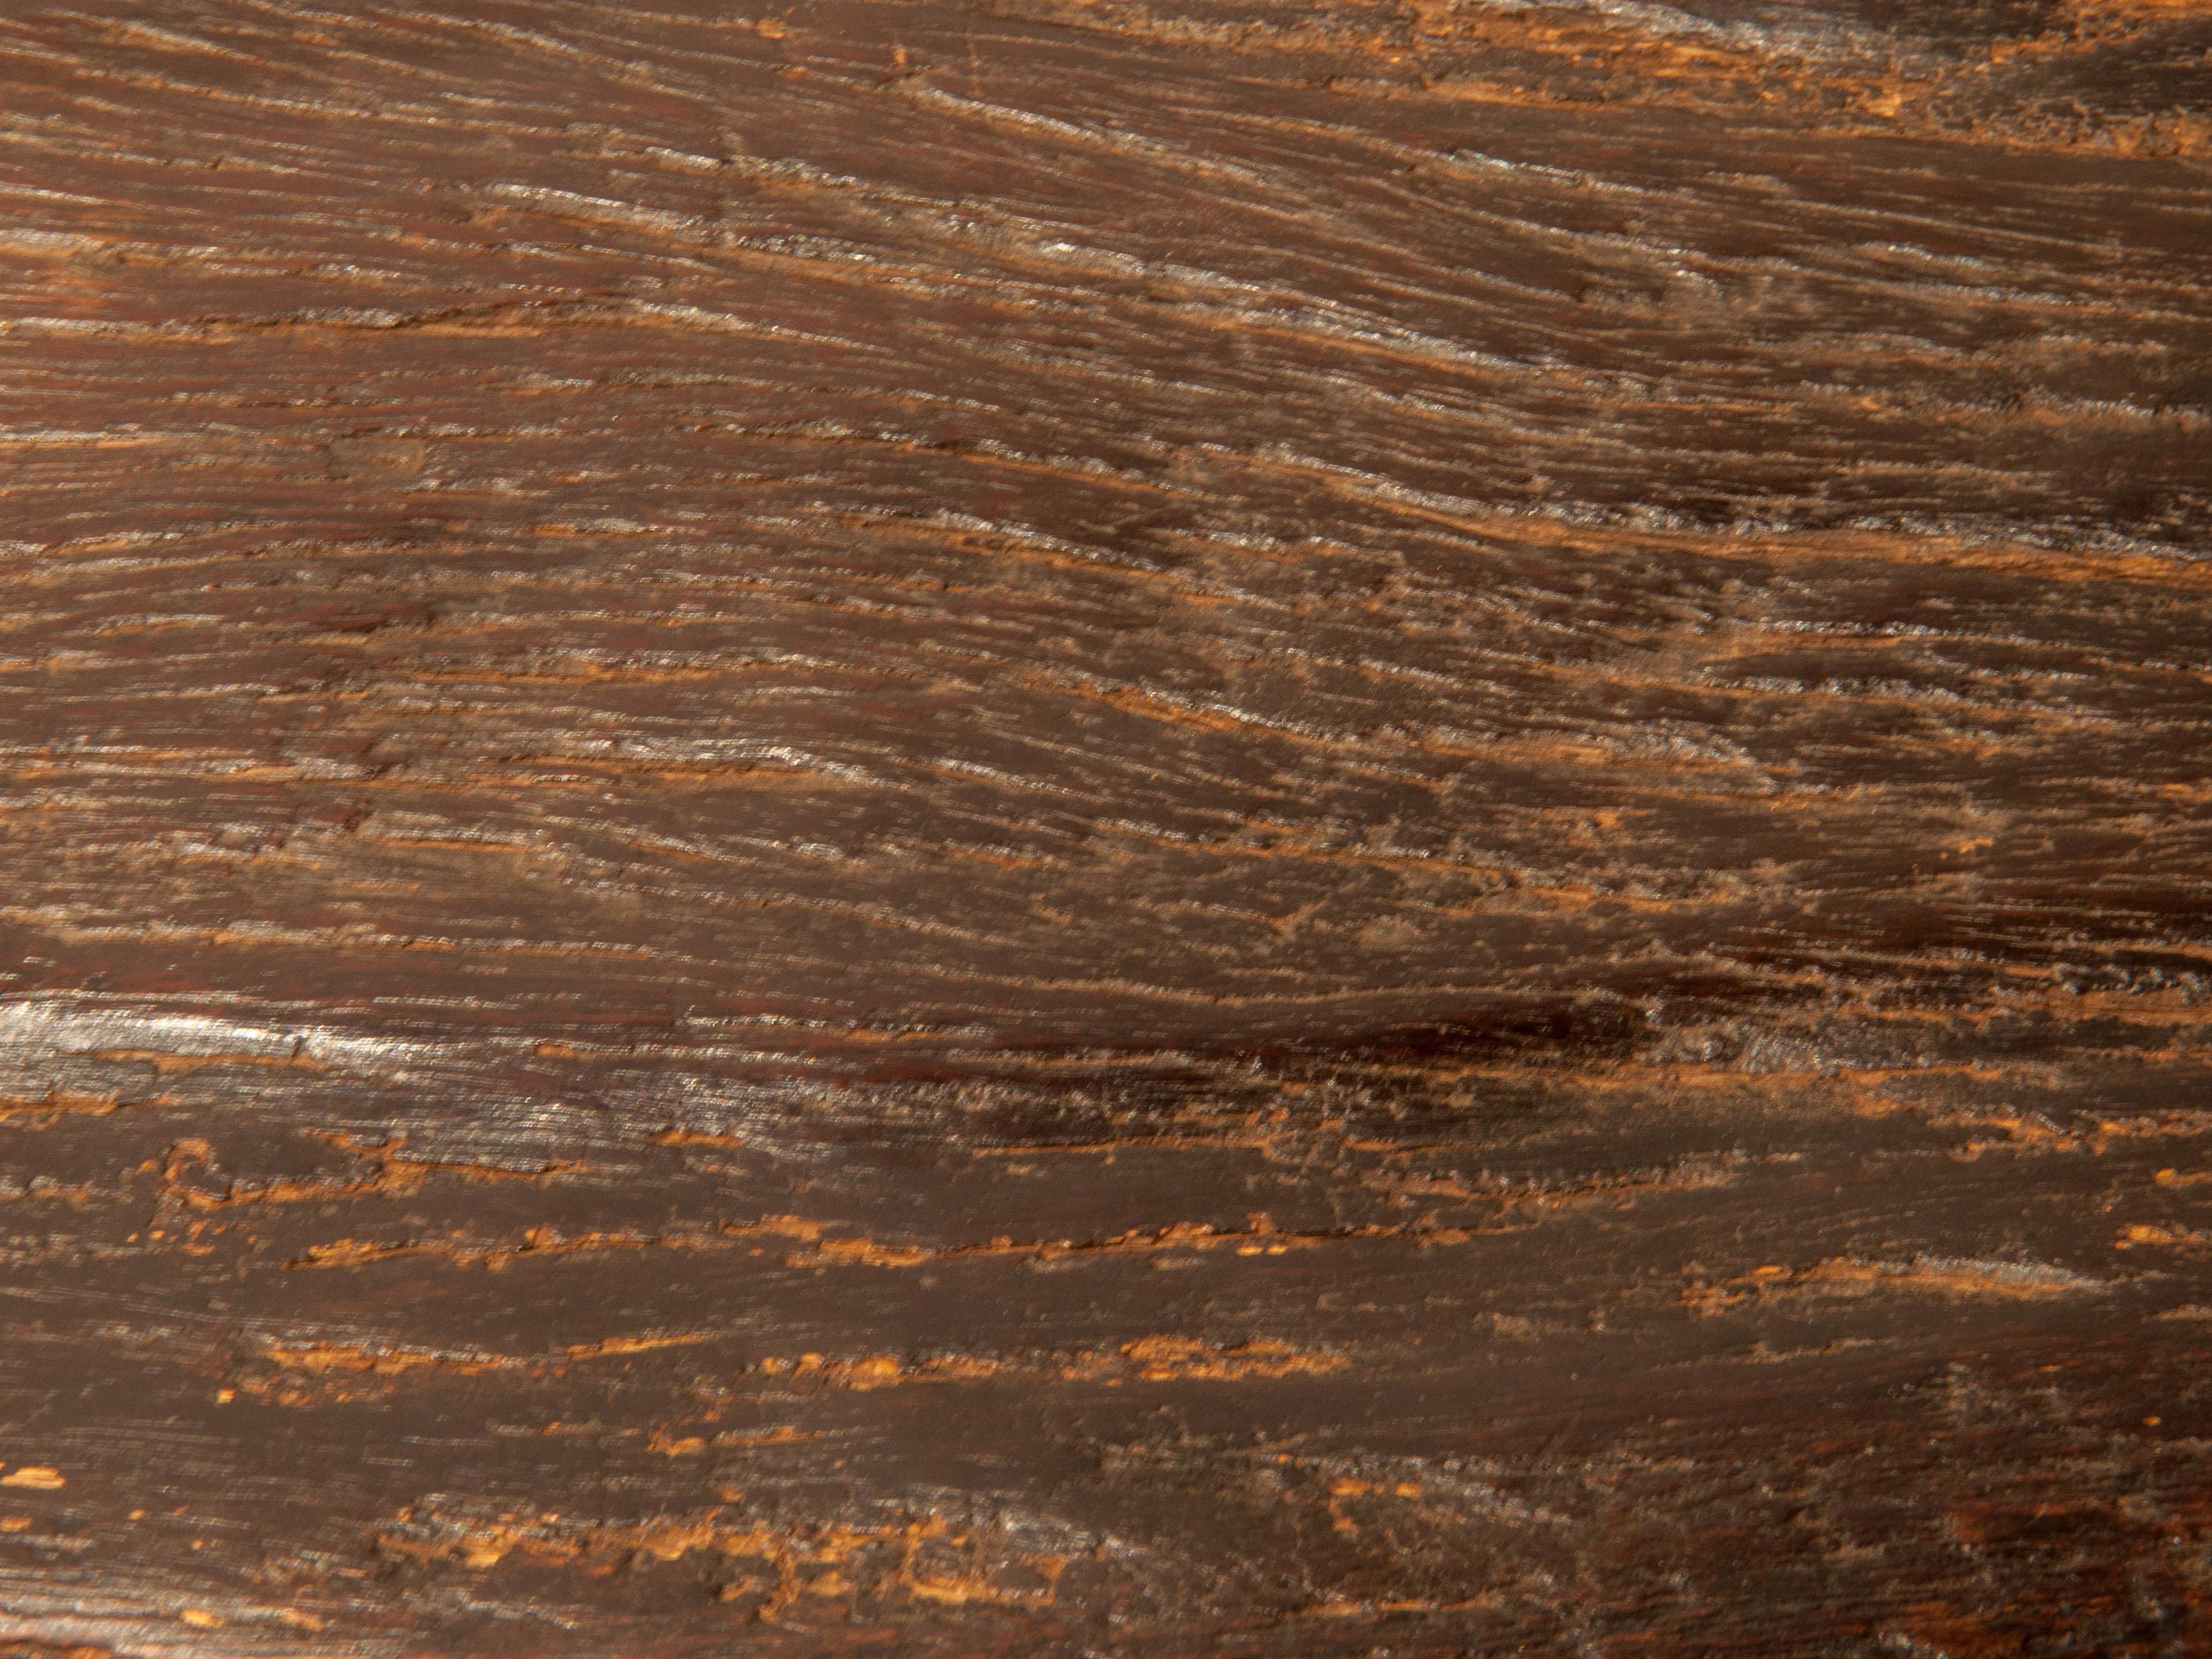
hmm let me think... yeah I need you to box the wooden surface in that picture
[2,3,2210,1654]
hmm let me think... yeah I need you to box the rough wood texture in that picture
[2,3,2210,1654]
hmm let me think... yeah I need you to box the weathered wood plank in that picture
[1,2,2208,1654]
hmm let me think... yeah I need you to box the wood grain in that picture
[1,2,2209,1654]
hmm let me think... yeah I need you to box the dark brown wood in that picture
[2,2,2209,1654]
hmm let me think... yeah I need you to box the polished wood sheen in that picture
[1,2,2210,1654]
